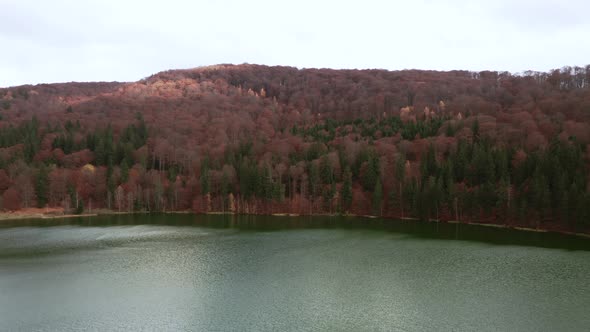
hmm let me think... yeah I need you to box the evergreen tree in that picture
[395,154,406,185]
[362,154,380,191]
[322,184,334,211]
[495,179,511,222]
[106,160,115,205]
[154,176,164,211]
[394,154,406,217]
[35,164,49,208]
[422,144,438,179]
[75,199,84,215]
[404,179,418,218]
[260,165,274,201]
[470,144,494,186]
[431,177,445,220]
[200,164,210,195]
[341,166,353,212]
[221,171,230,196]
[121,159,129,183]
[309,162,320,198]
[566,183,580,229]
[372,178,383,215]
[494,149,510,182]
[471,118,480,142]
[68,185,76,212]
[319,155,333,185]
[452,141,468,182]
[337,146,348,174]
[478,182,497,215]
[105,128,114,166]
[24,116,40,163]
[95,137,105,165]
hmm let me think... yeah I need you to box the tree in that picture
[456,140,474,179]
[403,179,419,218]
[221,170,230,211]
[75,199,84,214]
[429,177,444,221]
[421,145,437,180]
[373,178,383,216]
[23,116,40,163]
[68,185,80,213]
[0,169,10,192]
[341,166,353,213]
[48,168,67,206]
[120,159,129,183]
[2,187,21,210]
[16,174,35,208]
[393,155,406,217]
[35,164,49,207]
[309,162,320,199]
[471,118,480,142]
[0,62,589,232]
[115,185,125,212]
[106,161,115,207]
[319,155,333,185]
[200,164,210,195]
[154,175,164,211]
[361,154,380,192]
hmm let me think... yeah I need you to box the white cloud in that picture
[1,0,588,86]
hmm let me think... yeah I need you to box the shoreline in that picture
[1,210,589,239]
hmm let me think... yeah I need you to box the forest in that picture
[1,64,589,232]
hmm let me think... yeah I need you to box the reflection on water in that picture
[1,214,589,331]
[2,214,588,251]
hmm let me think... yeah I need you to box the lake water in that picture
[1,214,589,331]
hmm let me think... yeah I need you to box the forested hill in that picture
[1,64,589,232]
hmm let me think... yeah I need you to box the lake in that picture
[1,214,589,331]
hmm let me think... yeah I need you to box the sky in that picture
[1,0,589,87]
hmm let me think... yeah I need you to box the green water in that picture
[1,214,589,331]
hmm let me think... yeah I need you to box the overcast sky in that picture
[1,0,588,87]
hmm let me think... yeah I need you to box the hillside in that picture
[1,64,589,232]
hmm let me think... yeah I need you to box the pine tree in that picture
[404,179,418,218]
[372,178,383,216]
[452,141,468,182]
[262,166,274,201]
[95,137,105,165]
[120,159,129,183]
[35,164,49,208]
[422,144,438,179]
[24,117,40,163]
[394,154,406,217]
[309,162,320,199]
[471,118,480,142]
[362,154,380,191]
[341,166,353,213]
[200,165,210,195]
[106,161,115,207]
[221,171,230,210]
[319,155,333,185]
[75,199,84,215]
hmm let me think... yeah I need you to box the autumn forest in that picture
[1,64,590,232]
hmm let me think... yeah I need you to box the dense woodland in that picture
[1,64,590,232]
